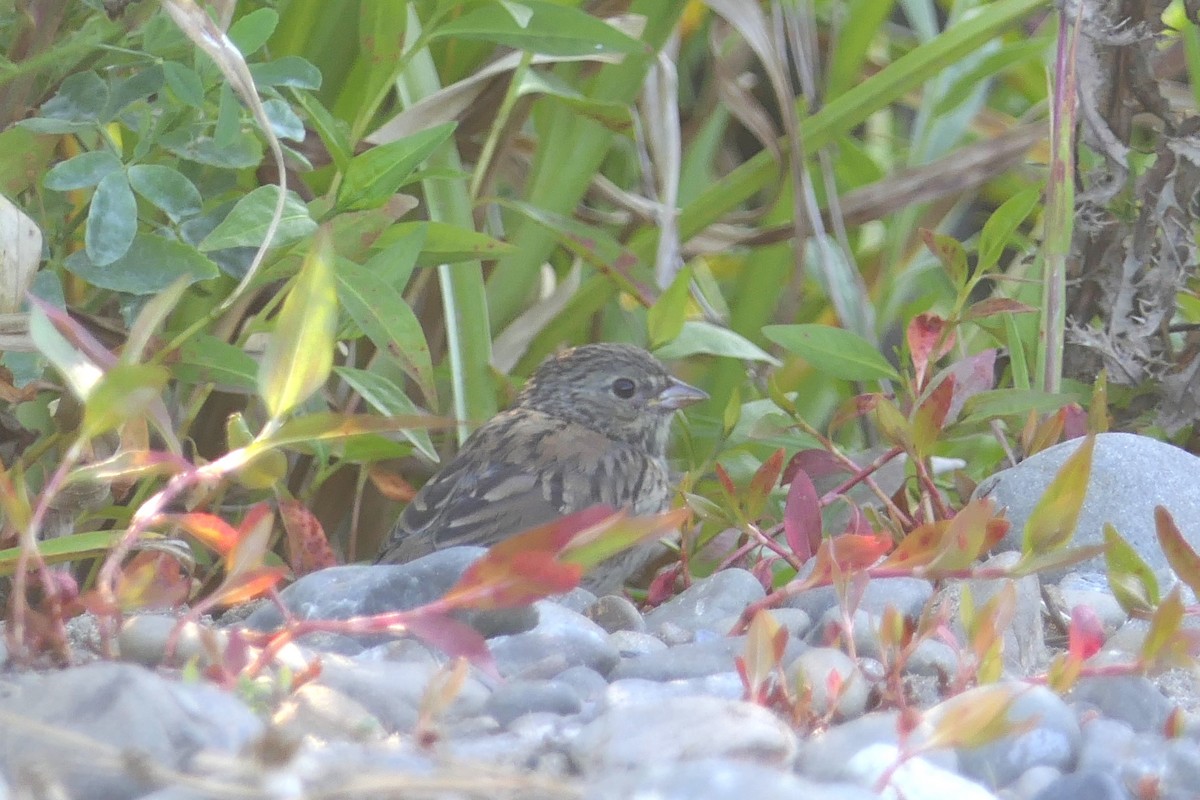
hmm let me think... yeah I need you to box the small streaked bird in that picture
[376,343,707,592]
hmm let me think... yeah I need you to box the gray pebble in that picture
[585,594,646,633]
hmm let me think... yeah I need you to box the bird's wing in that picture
[378,411,610,562]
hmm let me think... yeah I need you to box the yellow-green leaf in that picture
[1022,434,1094,554]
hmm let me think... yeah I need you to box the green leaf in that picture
[262,98,305,142]
[334,366,439,461]
[655,320,780,365]
[65,233,219,294]
[43,151,123,191]
[978,187,1041,273]
[376,221,514,266]
[647,266,692,349]
[249,56,322,89]
[198,186,316,251]
[104,65,164,121]
[162,61,206,108]
[228,7,278,55]
[335,258,437,405]
[337,123,456,212]
[254,411,443,453]
[431,0,644,56]
[86,171,137,266]
[40,71,108,122]
[258,230,337,418]
[762,324,899,381]
[174,335,258,393]
[127,165,203,223]
[1103,523,1160,615]
[958,389,1074,424]
[82,363,169,439]
[160,126,263,168]
[1022,434,1094,554]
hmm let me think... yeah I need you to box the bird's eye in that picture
[611,377,637,398]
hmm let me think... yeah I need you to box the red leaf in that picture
[911,375,956,457]
[171,513,240,556]
[404,611,498,679]
[782,448,848,485]
[745,448,785,519]
[367,465,418,502]
[1068,604,1105,661]
[228,503,275,576]
[208,566,289,607]
[645,563,683,606]
[805,533,892,585]
[280,499,338,576]
[1062,403,1088,440]
[1155,506,1200,599]
[944,349,997,421]
[715,463,737,499]
[783,468,821,562]
[907,313,955,390]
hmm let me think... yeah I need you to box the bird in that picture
[376,343,707,593]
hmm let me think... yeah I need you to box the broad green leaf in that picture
[258,230,337,418]
[127,165,202,223]
[516,70,632,129]
[43,151,123,191]
[338,123,456,212]
[104,65,164,121]
[959,389,1074,423]
[174,335,257,392]
[655,320,780,365]
[335,258,437,404]
[1022,434,1094,554]
[262,98,305,142]
[40,71,107,122]
[82,363,169,439]
[65,233,219,294]
[762,324,898,381]
[249,56,322,89]
[0,531,157,575]
[227,7,278,55]
[1104,523,1159,615]
[648,266,692,349]
[334,366,439,461]
[123,276,190,364]
[431,0,644,57]
[254,411,445,453]
[978,187,1041,273]
[162,61,205,107]
[161,126,263,168]
[86,171,137,266]
[198,186,316,251]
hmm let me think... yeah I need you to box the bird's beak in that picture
[656,377,708,410]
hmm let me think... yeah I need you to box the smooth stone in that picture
[645,569,765,635]
[313,658,489,732]
[488,600,619,679]
[1164,737,1200,798]
[954,684,1080,789]
[796,711,958,781]
[271,683,385,742]
[1075,717,1137,777]
[766,607,813,639]
[601,673,746,707]
[585,594,646,633]
[554,666,610,704]
[906,638,960,679]
[118,615,224,668]
[0,662,261,800]
[786,646,870,719]
[570,695,798,771]
[607,630,667,658]
[977,432,1200,581]
[1005,765,1063,800]
[584,758,878,800]
[846,743,999,800]
[1030,770,1127,800]
[609,637,743,682]
[786,576,933,623]
[1056,574,1128,632]
[552,587,598,613]
[1068,675,1173,733]
[243,549,537,647]
[482,679,582,727]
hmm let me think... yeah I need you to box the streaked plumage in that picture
[376,343,706,592]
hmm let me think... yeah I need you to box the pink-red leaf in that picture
[744,448,785,520]
[907,313,954,391]
[280,499,338,576]
[783,468,821,562]
[1154,506,1200,599]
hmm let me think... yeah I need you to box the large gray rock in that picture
[976,433,1200,580]
[0,662,261,800]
